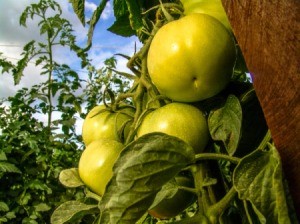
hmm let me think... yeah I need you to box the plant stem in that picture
[195,153,240,164]
[178,186,197,195]
[257,129,272,150]
[207,186,237,219]
[192,163,211,216]
[47,29,53,134]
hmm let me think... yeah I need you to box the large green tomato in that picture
[137,103,209,153]
[181,0,231,31]
[82,105,134,146]
[147,13,236,102]
[148,175,196,219]
[78,139,124,196]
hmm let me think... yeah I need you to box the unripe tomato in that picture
[82,105,134,146]
[147,13,236,102]
[149,175,196,219]
[78,139,124,196]
[137,103,209,153]
[181,0,231,31]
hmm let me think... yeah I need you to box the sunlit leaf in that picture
[59,168,84,188]
[51,201,98,224]
[0,161,21,174]
[0,201,9,212]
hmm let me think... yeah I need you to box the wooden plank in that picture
[221,0,300,219]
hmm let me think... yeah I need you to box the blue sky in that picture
[0,0,141,98]
[0,0,141,133]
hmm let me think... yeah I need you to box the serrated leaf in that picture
[69,0,85,25]
[0,161,21,174]
[59,168,84,188]
[208,95,242,155]
[99,132,195,224]
[51,201,98,224]
[12,41,35,85]
[233,144,292,224]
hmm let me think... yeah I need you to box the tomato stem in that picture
[85,190,102,202]
[192,163,212,217]
[257,129,272,151]
[207,186,237,221]
[195,153,240,164]
[178,186,197,195]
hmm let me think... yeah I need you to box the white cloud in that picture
[0,0,142,134]
[84,1,113,20]
[101,1,113,20]
[85,1,97,12]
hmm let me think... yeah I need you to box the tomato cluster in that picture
[78,0,237,220]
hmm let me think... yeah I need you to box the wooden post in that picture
[221,0,300,219]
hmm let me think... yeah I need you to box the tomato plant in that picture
[181,0,232,31]
[147,13,236,102]
[148,175,196,219]
[137,102,209,153]
[78,139,124,196]
[51,0,297,224]
[82,104,134,145]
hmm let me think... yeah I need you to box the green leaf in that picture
[0,161,21,174]
[113,0,128,18]
[0,151,7,161]
[69,0,85,25]
[99,132,195,224]
[107,14,136,37]
[86,0,109,50]
[149,178,178,209]
[34,203,51,212]
[125,0,143,31]
[59,168,84,188]
[0,56,15,74]
[12,40,35,85]
[233,144,292,224]
[51,201,98,224]
[208,95,242,155]
[28,179,52,194]
[0,201,9,212]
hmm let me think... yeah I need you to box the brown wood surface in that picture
[221,0,300,219]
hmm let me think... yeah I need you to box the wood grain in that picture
[221,0,300,219]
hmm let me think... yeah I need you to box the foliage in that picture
[0,97,83,224]
[0,0,296,223]
[0,0,130,223]
[52,0,296,224]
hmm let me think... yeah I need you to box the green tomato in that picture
[78,139,124,196]
[82,105,134,146]
[137,103,209,153]
[181,0,232,31]
[147,13,236,102]
[148,175,196,219]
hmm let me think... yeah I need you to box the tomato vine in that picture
[53,0,296,223]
